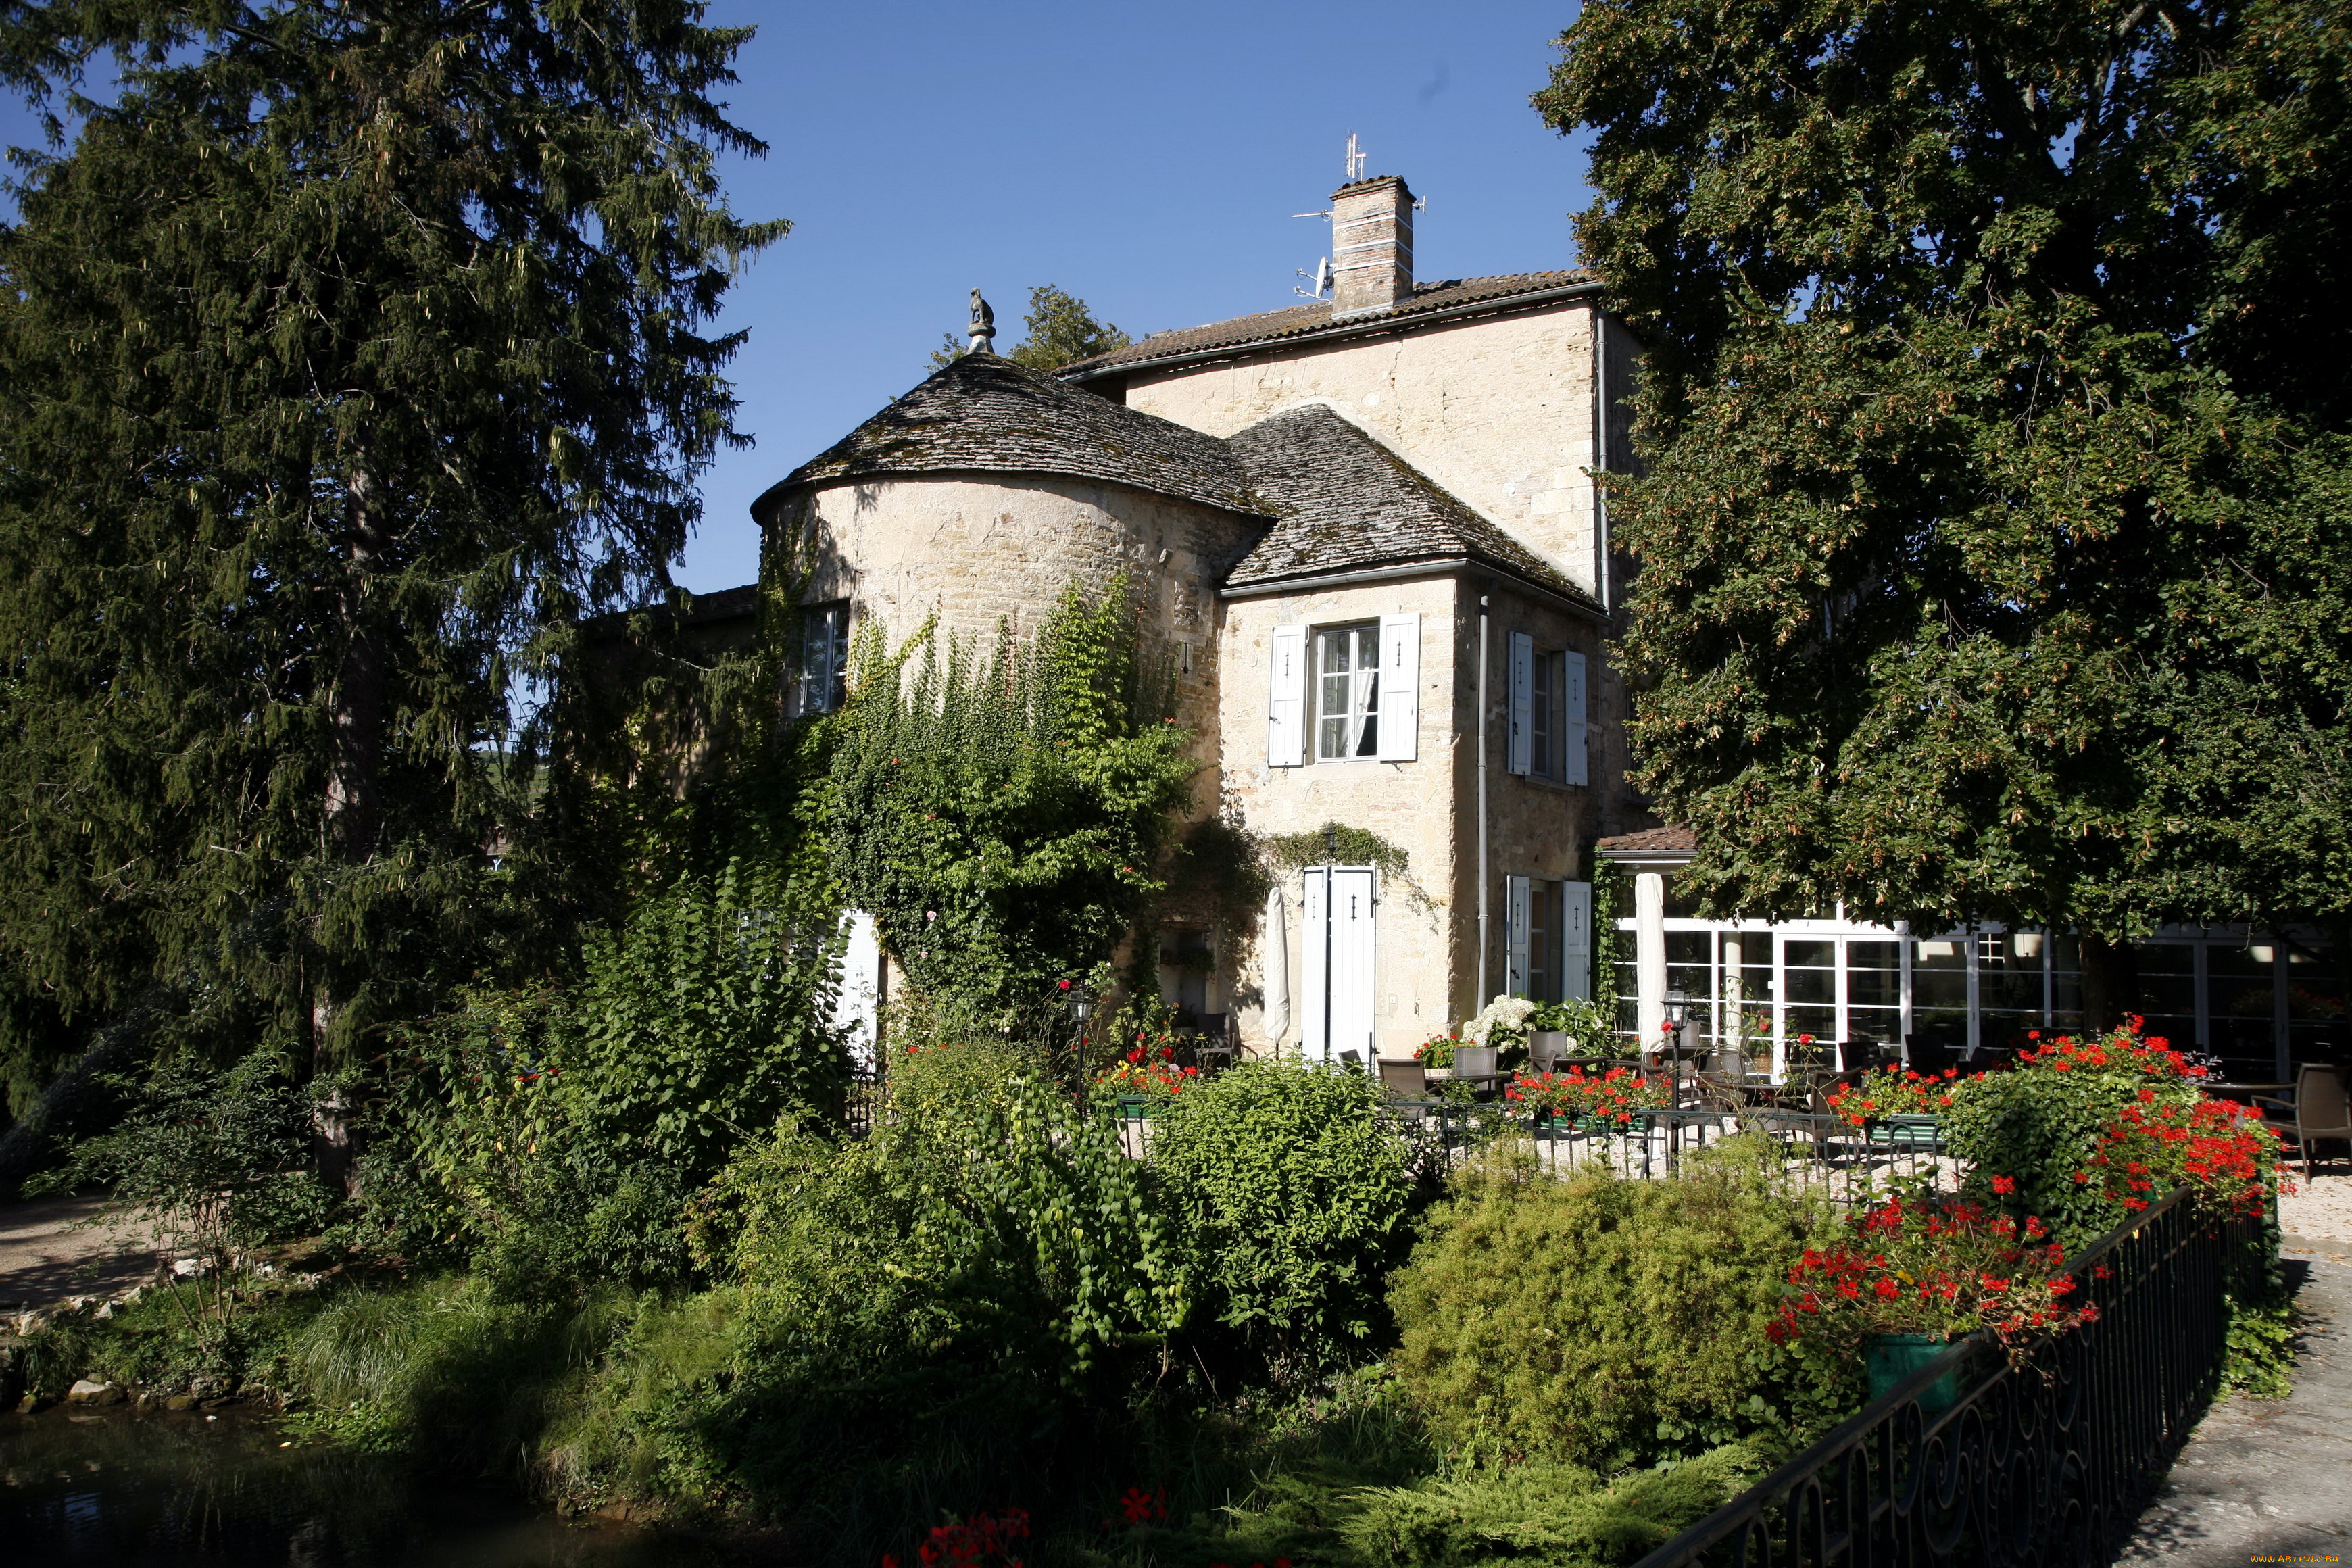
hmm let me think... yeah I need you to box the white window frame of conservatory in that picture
[1621,912,2323,1083]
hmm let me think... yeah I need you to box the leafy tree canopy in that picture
[1538,0,2352,950]
[0,1,782,1104]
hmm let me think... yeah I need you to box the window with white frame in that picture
[1506,876,1592,1003]
[794,601,849,716]
[1267,615,1419,768]
[1314,623,1382,760]
[1508,633,1588,785]
[1529,647,1562,779]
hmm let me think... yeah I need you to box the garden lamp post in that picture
[1663,985,1691,1078]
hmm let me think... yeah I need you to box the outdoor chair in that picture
[1377,1058,1429,1104]
[1529,1031,1569,1073]
[2257,1064,2352,1179]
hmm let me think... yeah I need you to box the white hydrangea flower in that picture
[1463,994,1537,1045]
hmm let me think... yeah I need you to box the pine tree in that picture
[1538,0,2352,1012]
[0,1,783,1114]
[1007,284,1131,372]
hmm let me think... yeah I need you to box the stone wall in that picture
[777,472,1260,793]
[1217,576,1465,1059]
[1215,571,1612,1058]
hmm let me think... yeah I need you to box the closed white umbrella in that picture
[1260,885,1291,1046]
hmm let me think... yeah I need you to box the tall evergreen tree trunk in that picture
[323,462,389,875]
[311,462,389,1190]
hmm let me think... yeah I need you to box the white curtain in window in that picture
[1343,662,1379,756]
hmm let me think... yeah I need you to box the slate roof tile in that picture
[1223,406,1595,605]
[1595,826,1699,855]
[762,351,1267,517]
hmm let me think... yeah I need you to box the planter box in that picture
[1864,1332,1959,1413]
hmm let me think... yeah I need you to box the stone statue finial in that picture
[968,288,996,355]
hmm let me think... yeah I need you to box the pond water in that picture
[0,1406,746,1567]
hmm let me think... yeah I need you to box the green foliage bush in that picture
[1338,1446,1758,1568]
[1151,1058,1421,1369]
[520,1058,1192,1548]
[1127,1366,1753,1568]
[359,861,846,1292]
[712,1066,1185,1392]
[564,859,848,1169]
[1390,1141,1855,1471]
[38,1052,334,1332]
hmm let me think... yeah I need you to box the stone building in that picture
[719,167,2337,1085]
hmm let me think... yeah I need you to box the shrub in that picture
[1150,1058,1421,1369]
[562,858,849,1171]
[1340,1446,1760,1568]
[359,862,847,1292]
[714,1070,1187,1392]
[36,1052,334,1333]
[1390,1140,1855,1470]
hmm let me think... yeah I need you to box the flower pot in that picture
[1863,1333,1959,1415]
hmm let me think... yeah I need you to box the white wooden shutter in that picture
[1375,612,1419,762]
[1561,881,1593,1001]
[1268,624,1306,766]
[1563,650,1589,786]
[1508,633,1534,775]
[1505,875,1531,997]
[1299,869,1326,1056]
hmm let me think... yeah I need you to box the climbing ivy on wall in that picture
[823,578,1194,1041]
[1265,822,1431,913]
[1588,852,1630,1032]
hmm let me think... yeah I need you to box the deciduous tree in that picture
[1538,0,2352,1010]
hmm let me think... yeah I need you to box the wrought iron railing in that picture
[1383,1102,1956,1208]
[1102,1092,1955,1202]
[1630,1183,2252,1568]
[844,1071,883,1140]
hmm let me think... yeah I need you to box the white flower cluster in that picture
[1462,994,1537,1046]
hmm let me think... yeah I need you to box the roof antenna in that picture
[1345,132,1366,182]
[1294,256,1331,299]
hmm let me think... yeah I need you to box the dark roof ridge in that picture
[1060,270,1597,380]
[754,351,1269,519]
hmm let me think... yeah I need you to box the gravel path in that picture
[2115,1235,2352,1565]
[2278,1171,2352,1243]
[0,1195,160,1312]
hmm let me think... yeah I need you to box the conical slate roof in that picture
[758,351,1269,517]
[1223,405,1592,602]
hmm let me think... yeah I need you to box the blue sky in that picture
[1,1,1595,593]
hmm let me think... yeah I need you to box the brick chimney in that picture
[1329,174,1414,318]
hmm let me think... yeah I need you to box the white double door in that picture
[1300,868,1377,1064]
